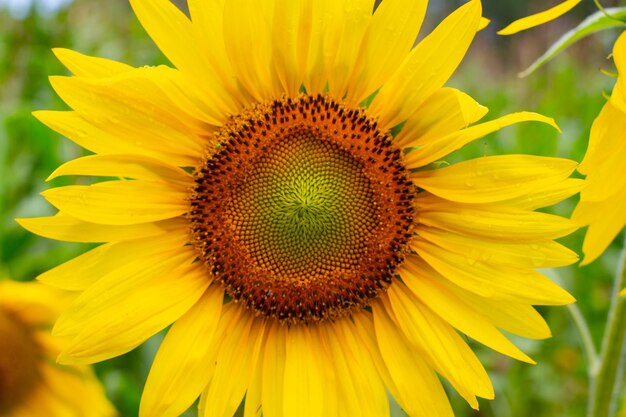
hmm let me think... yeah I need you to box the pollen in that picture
[190,94,415,324]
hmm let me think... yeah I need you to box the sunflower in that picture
[20,0,582,415]
[0,280,115,416]
[573,30,626,265]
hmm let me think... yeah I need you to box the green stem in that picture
[593,0,626,23]
[588,234,626,417]
[593,0,612,18]
[567,303,598,372]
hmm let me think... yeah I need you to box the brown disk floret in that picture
[190,94,415,324]
[0,310,41,414]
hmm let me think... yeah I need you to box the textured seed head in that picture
[190,94,415,324]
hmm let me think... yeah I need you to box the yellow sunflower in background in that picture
[19,0,583,415]
[0,280,115,417]
[573,31,626,266]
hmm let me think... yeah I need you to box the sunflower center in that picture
[233,130,378,278]
[0,309,41,413]
[190,94,415,324]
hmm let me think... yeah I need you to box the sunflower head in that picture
[19,0,583,416]
[0,280,115,417]
[190,94,415,323]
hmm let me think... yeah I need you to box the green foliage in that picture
[520,7,626,77]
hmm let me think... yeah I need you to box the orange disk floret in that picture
[190,94,415,324]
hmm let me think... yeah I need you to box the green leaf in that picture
[520,7,626,78]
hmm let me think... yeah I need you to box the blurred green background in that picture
[0,0,624,416]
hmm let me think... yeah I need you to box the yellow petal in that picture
[243,335,264,417]
[223,0,281,101]
[406,255,550,339]
[417,193,578,242]
[395,87,488,149]
[323,326,363,417]
[186,0,246,102]
[325,0,373,99]
[53,244,194,336]
[17,212,179,243]
[140,286,223,417]
[33,111,198,167]
[0,280,68,324]
[478,17,490,31]
[302,0,344,94]
[384,288,494,408]
[505,178,584,210]
[201,311,266,417]
[53,248,196,337]
[620,288,626,297]
[53,48,133,77]
[57,261,208,364]
[129,0,196,71]
[612,33,626,113]
[51,68,215,131]
[261,321,287,417]
[339,316,396,417]
[462,292,551,340]
[369,0,481,129]
[345,0,427,104]
[399,257,539,360]
[33,329,63,357]
[37,231,189,291]
[272,0,312,97]
[412,154,576,203]
[325,320,389,417]
[497,0,581,35]
[48,74,207,158]
[39,363,115,417]
[309,325,339,416]
[350,312,405,410]
[283,325,332,417]
[42,181,188,226]
[577,101,626,200]
[404,112,559,168]
[10,385,64,417]
[574,91,626,264]
[128,0,237,113]
[140,65,233,127]
[417,227,578,268]
[372,303,454,417]
[47,154,192,185]
[574,183,626,265]
[412,238,575,305]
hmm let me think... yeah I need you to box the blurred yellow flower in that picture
[573,31,626,265]
[0,280,115,417]
[497,0,581,35]
[20,0,581,416]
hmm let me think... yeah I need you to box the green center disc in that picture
[231,130,377,278]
